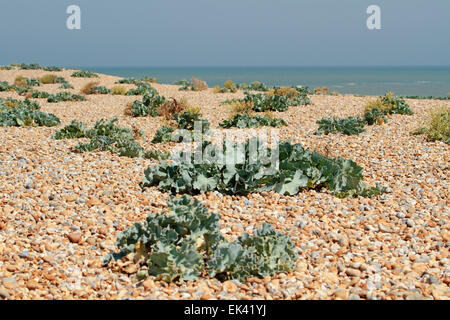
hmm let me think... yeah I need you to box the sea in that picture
[85,66,450,97]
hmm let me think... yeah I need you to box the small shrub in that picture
[110,85,127,95]
[126,82,156,96]
[315,116,366,136]
[59,82,74,89]
[179,77,208,91]
[247,81,269,91]
[314,87,330,95]
[43,66,62,72]
[229,100,254,115]
[156,98,187,120]
[0,81,13,91]
[152,126,175,143]
[364,108,387,125]
[0,98,60,127]
[26,78,40,87]
[40,74,58,84]
[47,92,86,103]
[71,70,99,78]
[411,106,449,143]
[31,90,51,99]
[80,81,100,95]
[14,76,27,87]
[365,92,414,115]
[130,91,166,117]
[19,63,41,70]
[92,86,110,94]
[219,113,287,128]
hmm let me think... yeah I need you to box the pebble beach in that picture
[0,68,449,300]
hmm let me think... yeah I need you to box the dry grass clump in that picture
[213,86,222,94]
[190,77,208,91]
[14,76,27,87]
[229,100,254,115]
[412,106,450,143]
[40,74,58,84]
[364,97,391,114]
[267,86,298,99]
[314,86,330,95]
[184,105,202,115]
[110,86,127,95]
[156,98,188,120]
[80,81,100,95]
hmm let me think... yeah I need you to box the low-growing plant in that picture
[314,86,330,95]
[247,81,270,91]
[102,195,298,283]
[126,82,157,96]
[31,90,51,99]
[365,92,414,115]
[315,116,367,135]
[92,86,110,94]
[363,108,387,125]
[219,113,287,128]
[0,81,13,91]
[229,100,254,115]
[42,66,62,72]
[141,137,385,197]
[19,63,41,70]
[47,92,86,103]
[0,98,60,127]
[214,80,238,93]
[0,65,12,70]
[71,70,99,78]
[411,106,449,143]
[40,74,58,84]
[151,126,176,143]
[26,78,40,87]
[59,82,74,89]
[130,91,166,117]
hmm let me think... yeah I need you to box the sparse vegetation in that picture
[219,113,287,128]
[0,97,60,127]
[71,70,99,78]
[110,86,127,95]
[80,81,100,95]
[47,92,86,103]
[179,77,208,91]
[213,80,238,93]
[411,106,449,143]
[40,74,58,84]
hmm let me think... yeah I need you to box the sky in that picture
[0,0,449,67]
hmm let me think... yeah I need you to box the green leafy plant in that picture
[19,63,41,70]
[315,116,367,135]
[141,138,385,197]
[178,77,208,91]
[0,98,60,127]
[151,126,176,143]
[59,82,74,89]
[103,195,298,283]
[247,81,270,91]
[92,86,110,94]
[363,108,388,125]
[42,66,62,72]
[31,90,51,99]
[219,113,287,128]
[26,78,40,87]
[47,92,86,103]
[71,70,99,78]
[214,80,238,93]
[130,91,166,117]
[126,82,157,96]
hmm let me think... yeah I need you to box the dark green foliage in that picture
[103,195,298,283]
[152,126,175,143]
[26,78,40,87]
[52,120,88,139]
[59,82,74,89]
[315,116,367,135]
[173,111,209,131]
[92,86,110,94]
[144,149,171,161]
[245,93,289,112]
[219,113,287,128]
[116,78,138,84]
[47,92,86,103]
[380,94,414,115]
[141,138,384,197]
[0,81,13,91]
[363,108,388,125]
[31,90,51,99]
[71,70,98,78]
[43,66,62,72]
[52,118,162,159]
[0,98,60,127]
[19,63,41,70]
[401,95,450,101]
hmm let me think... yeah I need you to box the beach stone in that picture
[223,281,238,293]
[0,289,10,299]
[67,232,81,243]
[345,268,361,277]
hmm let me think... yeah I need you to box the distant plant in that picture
[0,65,12,70]
[71,70,99,78]
[59,82,74,89]
[219,113,287,128]
[102,195,298,283]
[126,82,156,96]
[80,81,100,95]
[92,86,110,94]
[179,77,208,91]
[14,76,28,87]
[42,66,62,72]
[214,80,238,93]
[19,63,41,70]
[314,86,330,95]
[365,92,414,115]
[110,85,127,95]
[363,108,387,125]
[40,74,58,84]
[31,90,51,99]
[411,106,449,143]
[247,81,270,91]
[0,81,13,92]
[47,92,86,103]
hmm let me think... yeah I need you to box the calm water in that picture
[86,66,450,97]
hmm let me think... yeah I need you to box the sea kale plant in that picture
[219,113,287,128]
[141,137,385,197]
[0,97,60,127]
[130,90,166,117]
[71,70,99,78]
[102,195,298,283]
[315,116,367,136]
[47,92,86,103]
[52,118,165,159]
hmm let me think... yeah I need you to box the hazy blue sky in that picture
[1,0,449,67]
